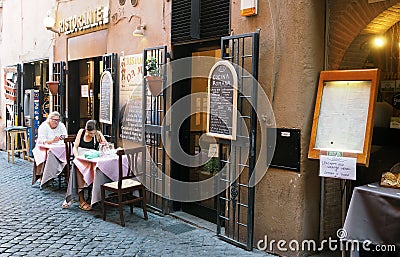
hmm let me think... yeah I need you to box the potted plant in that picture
[204,157,219,175]
[145,57,163,96]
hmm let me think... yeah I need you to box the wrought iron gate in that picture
[51,61,66,120]
[143,46,168,213]
[101,53,119,145]
[216,31,260,250]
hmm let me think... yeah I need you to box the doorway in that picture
[67,57,101,134]
[171,42,221,223]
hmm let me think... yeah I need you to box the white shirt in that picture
[37,121,67,144]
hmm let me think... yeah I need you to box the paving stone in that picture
[0,151,277,257]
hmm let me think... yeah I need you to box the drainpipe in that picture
[319,0,330,243]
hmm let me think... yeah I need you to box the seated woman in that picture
[63,120,107,211]
[32,111,67,184]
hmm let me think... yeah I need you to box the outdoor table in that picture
[342,183,400,256]
[66,151,129,206]
[32,142,67,186]
[4,126,30,163]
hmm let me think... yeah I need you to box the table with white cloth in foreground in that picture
[65,153,129,206]
[342,183,400,257]
[32,143,67,186]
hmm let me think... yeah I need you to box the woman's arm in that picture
[97,131,107,143]
[73,129,83,156]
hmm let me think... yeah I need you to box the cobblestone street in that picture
[0,151,276,257]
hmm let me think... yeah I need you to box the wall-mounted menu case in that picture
[308,69,379,166]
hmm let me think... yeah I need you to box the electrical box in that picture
[267,128,301,172]
[24,89,40,156]
[240,0,258,16]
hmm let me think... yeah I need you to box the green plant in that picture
[204,157,219,174]
[145,57,160,76]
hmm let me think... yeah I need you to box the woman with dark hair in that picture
[63,120,107,211]
[72,120,106,157]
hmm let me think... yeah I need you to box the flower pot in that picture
[46,81,59,95]
[145,76,163,96]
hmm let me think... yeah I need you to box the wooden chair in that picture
[60,135,76,189]
[101,147,148,227]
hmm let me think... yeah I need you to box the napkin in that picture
[84,150,101,159]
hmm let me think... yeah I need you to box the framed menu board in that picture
[99,70,113,124]
[308,69,379,166]
[206,60,238,140]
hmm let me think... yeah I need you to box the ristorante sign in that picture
[58,6,109,34]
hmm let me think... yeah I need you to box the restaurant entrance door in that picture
[67,57,101,134]
[171,43,221,223]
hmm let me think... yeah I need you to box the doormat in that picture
[162,223,196,235]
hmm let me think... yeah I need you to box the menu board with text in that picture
[99,71,113,124]
[207,60,238,140]
[308,69,379,166]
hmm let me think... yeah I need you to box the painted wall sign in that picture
[99,71,113,124]
[119,54,144,144]
[58,6,109,34]
[207,60,238,140]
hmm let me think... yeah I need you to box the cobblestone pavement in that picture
[0,151,277,257]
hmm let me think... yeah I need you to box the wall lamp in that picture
[130,15,146,37]
[133,24,146,36]
[43,11,60,35]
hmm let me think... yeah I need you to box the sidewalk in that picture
[0,151,277,257]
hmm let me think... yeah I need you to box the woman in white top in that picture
[34,111,67,182]
[37,111,67,144]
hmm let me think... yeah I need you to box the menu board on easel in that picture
[308,69,380,166]
[206,60,238,140]
[99,70,113,124]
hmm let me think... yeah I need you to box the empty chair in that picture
[101,147,148,227]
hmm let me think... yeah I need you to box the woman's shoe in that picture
[79,202,92,211]
[61,200,73,209]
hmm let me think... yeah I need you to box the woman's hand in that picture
[47,136,62,144]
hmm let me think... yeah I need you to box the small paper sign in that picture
[208,144,218,157]
[81,85,89,97]
[327,151,343,157]
[319,155,356,180]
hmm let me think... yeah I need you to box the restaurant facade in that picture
[1,0,400,256]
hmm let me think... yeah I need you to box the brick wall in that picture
[323,0,400,240]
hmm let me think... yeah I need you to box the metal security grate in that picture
[216,31,260,251]
[52,62,66,120]
[143,46,168,214]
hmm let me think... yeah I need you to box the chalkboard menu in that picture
[207,60,238,140]
[99,71,113,124]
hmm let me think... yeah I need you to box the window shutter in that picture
[172,0,230,44]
